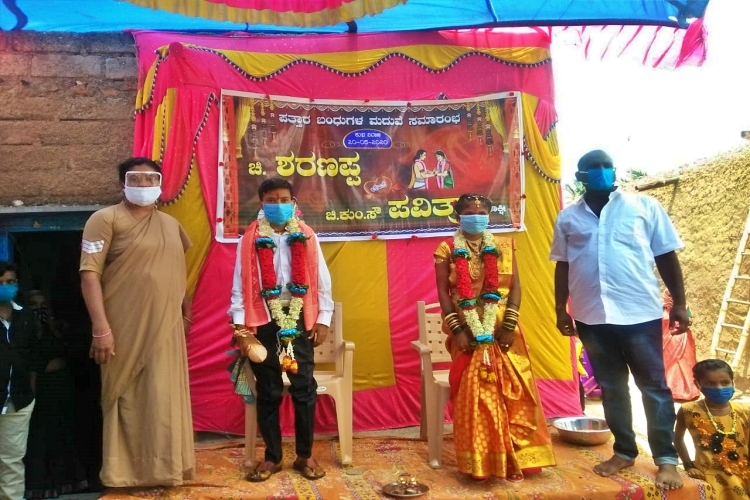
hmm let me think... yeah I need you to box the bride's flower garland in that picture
[255,216,308,373]
[452,230,501,382]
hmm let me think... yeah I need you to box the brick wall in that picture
[0,32,137,206]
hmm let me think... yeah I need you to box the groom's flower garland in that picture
[452,230,501,382]
[255,216,309,374]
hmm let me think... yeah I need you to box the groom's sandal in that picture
[293,458,326,480]
[246,461,282,482]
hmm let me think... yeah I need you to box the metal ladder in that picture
[710,210,750,369]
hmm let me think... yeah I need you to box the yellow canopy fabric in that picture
[123,0,406,27]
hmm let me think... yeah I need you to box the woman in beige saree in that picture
[80,158,195,487]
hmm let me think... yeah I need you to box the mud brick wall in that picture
[0,32,137,205]
[645,146,750,388]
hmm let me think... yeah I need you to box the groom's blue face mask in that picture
[261,188,295,225]
[263,203,294,225]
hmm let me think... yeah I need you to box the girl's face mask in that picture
[700,386,735,404]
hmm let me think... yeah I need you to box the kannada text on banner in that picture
[218,92,524,241]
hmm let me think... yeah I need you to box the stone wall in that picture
[644,146,750,386]
[0,32,137,206]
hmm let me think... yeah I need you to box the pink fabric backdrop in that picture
[132,29,576,434]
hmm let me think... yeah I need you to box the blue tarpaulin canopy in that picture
[1,0,710,33]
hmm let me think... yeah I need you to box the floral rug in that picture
[101,429,715,499]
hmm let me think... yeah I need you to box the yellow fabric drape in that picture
[522,93,561,181]
[159,161,212,297]
[546,127,560,157]
[122,0,406,28]
[234,98,254,159]
[214,45,549,78]
[513,92,569,380]
[321,241,396,390]
[486,100,507,143]
[138,45,550,109]
[150,88,176,162]
[135,58,160,111]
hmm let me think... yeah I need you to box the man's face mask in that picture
[585,168,616,191]
[124,171,162,206]
[263,203,295,225]
[576,159,616,192]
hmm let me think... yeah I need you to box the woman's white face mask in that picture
[124,171,162,206]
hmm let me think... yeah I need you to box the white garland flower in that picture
[453,229,499,339]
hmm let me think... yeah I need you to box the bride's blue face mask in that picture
[460,214,489,234]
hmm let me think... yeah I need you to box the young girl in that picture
[675,359,750,499]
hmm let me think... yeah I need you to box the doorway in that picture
[2,219,104,490]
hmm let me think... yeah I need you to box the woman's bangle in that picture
[92,329,111,338]
[183,316,193,323]
[502,318,518,331]
[446,318,460,328]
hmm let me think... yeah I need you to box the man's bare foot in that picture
[593,455,635,477]
[655,464,683,490]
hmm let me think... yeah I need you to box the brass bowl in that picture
[553,417,612,446]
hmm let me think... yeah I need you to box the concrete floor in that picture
[62,375,750,498]
[580,375,747,464]
[582,375,697,462]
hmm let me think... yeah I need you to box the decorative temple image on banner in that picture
[217,91,524,241]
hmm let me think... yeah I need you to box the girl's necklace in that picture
[704,400,737,435]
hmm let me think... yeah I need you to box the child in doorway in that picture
[674,359,749,500]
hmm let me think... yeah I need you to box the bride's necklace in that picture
[464,236,483,280]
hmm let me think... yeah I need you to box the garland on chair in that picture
[255,216,308,374]
[452,230,501,382]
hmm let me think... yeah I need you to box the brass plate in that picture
[382,482,429,498]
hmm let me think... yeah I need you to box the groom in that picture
[228,178,334,482]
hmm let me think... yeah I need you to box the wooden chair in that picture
[410,301,452,468]
[243,302,354,468]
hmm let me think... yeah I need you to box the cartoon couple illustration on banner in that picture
[408,149,455,190]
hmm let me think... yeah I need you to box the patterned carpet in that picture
[101,429,715,500]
